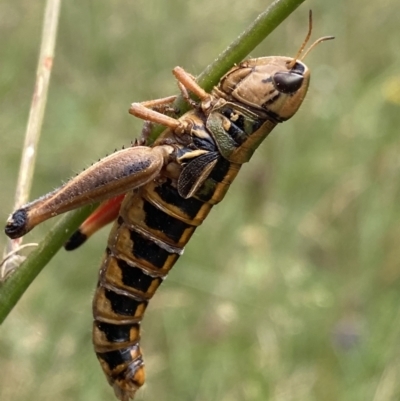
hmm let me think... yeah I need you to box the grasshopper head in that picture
[216,13,334,122]
[217,57,310,122]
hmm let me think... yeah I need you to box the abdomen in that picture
[92,155,241,398]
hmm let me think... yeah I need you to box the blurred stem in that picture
[1,0,62,279]
[0,0,305,324]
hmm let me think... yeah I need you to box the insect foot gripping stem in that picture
[4,145,175,240]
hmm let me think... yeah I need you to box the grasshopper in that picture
[4,12,333,401]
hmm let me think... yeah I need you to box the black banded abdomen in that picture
[93,159,240,399]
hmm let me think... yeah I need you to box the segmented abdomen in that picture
[92,154,241,400]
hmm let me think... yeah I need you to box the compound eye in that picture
[272,72,304,94]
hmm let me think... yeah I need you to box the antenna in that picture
[287,10,334,70]
[300,35,335,62]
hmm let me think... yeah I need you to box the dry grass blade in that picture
[1,0,62,280]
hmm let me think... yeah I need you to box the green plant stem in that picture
[0,205,96,323]
[0,0,305,325]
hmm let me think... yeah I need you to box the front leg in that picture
[5,145,174,239]
[138,95,178,142]
[172,66,211,104]
[129,100,188,134]
[129,67,213,133]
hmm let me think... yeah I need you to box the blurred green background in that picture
[1,1,400,400]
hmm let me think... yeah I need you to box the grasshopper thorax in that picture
[216,57,310,122]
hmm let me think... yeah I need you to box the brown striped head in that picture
[216,10,334,123]
[216,56,311,122]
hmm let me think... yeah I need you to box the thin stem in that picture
[0,0,305,324]
[1,0,62,279]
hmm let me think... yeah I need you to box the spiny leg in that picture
[84,93,187,244]
[5,145,174,239]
